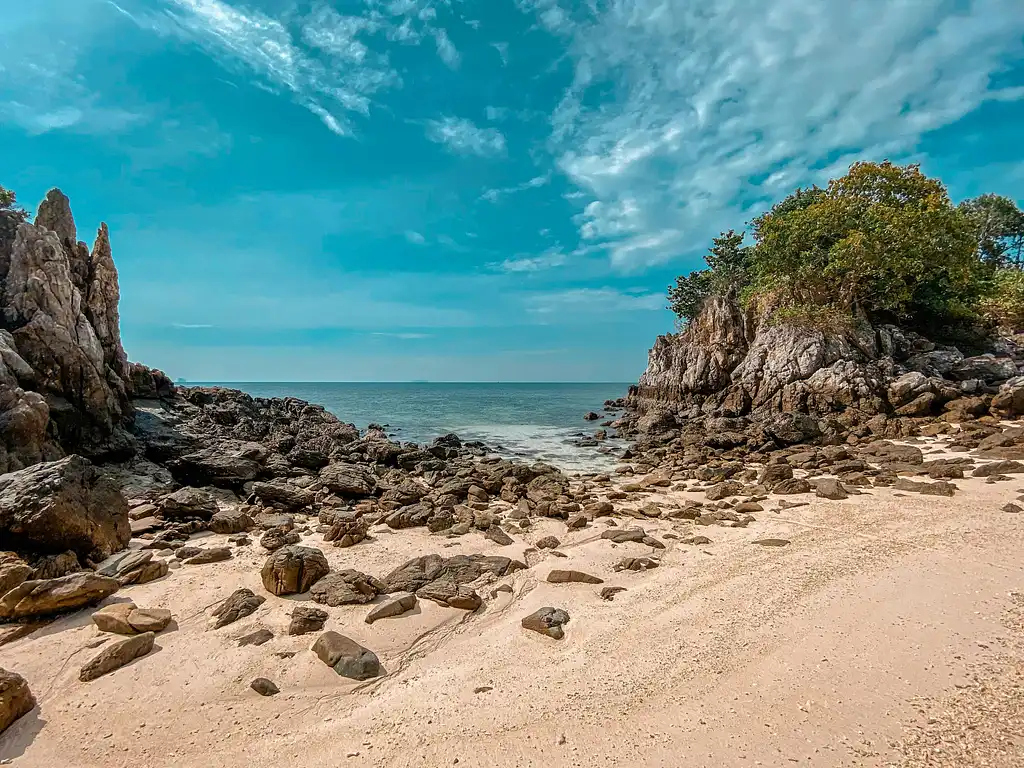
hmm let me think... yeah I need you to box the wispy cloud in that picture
[172,322,214,329]
[517,0,1024,269]
[434,28,460,68]
[525,287,664,314]
[425,116,506,156]
[481,173,550,202]
[372,332,433,340]
[491,247,567,273]
[405,230,426,244]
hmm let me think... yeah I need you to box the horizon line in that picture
[185,380,634,385]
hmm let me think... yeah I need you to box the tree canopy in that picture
[0,184,28,250]
[667,161,1024,333]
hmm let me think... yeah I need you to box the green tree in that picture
[667,230,751,321]
[958,193,1024,267]
[0,184,28,251]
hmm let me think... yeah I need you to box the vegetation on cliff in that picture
[668,162,1024,332]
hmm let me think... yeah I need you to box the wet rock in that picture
[547,569,603,584]
[311,631,382,680]
[521,607,570,640]
[0,572,120,620]
[182,547,232,565]
[365,592,417,624]
[237,629,274,647]
[0,667,36,735]
[536,535,561,550]
[0,455,129,560]
[211,588,265,629]
[288,605,329,636]
[310,569,384,607]
[79,631,155,681]
[261,545,330,596]
[250,678,279,696]
[600,586,627,600]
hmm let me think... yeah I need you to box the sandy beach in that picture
[3,438,1022,768]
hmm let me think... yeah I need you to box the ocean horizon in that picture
[197,381,631,472]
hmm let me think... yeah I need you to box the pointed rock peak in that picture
[35,188,76,245]
[91,223,111,262]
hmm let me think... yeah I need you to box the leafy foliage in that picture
[667,161,1024,332]
[0,184,28,251]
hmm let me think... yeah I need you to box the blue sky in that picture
[1,0,1023,382]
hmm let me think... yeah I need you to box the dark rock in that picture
[547,569,603,584]
[614,557,659,571]
[319,463,376,497]
[159,487,218,520]
[182,546,232,565]
[752,538,791,547]
[536,536,561,549]
[261,545,330,596]
[250,678,279,696]
[0,667,36,735]
[972,460,1024,477]
[29,550,80,581]
[0,455,129,560]
[209,509,254,534]
[79,631,155,681]
[365,592,417,624]
[0,572,119,620]
[600,528,647,544]
[813,478,848,500]
[323,515,369,548]
[237,629,273,647]
[521,607,570,639]
[288,606,328,635]
[772,478,812,495]
[311,631,382,680]
[251,480,314,510]
[168,447,259,489]
[310,569,384,607]
[211,588,266,629]
[484,525,513,546]
[583,412,600,421]
[891,478,957,496]
[600,586,626,600]
[260,527,301,552]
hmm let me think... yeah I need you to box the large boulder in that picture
[0,668,35,735]
[319,463,376,497]
[0,571,120,620]
[311,632,382,680]
[260,545,329,596]
[79,631,155,682]
[309,569,385,607]
[382,554,523,609]
[0,455,129,560]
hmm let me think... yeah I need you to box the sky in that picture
[1,0,1023,382]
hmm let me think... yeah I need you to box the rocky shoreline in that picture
[1,190,1023,765]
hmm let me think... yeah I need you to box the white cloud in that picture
[518,0,1024,269]
[481,173,550,202]
[526,287,664,314]
[433,28,460,68]
[405,230,426,244]
[491,41,509,65]
[425,116,506,156]
[371,332,433,339]
[172,323,214,329]
[491,247,567,273]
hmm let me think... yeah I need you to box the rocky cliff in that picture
[0,190,138,472]
[626,295,1024,442]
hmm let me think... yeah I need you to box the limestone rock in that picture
[79,631,154,682]
[0,455,129,560]
[0,572,119,620]
[311,631,382,680]
[521,607,570,640]
[261,546,329,596]
[0,667,35,735]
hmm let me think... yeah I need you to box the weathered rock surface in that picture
[250,678,279,696]
[0,455,129,560]
[211,588,265,629]
[365,592,417,624]
[382,554,523,609]
[0,572,119,620]
[311,631,382,680]
[521,607,570,639]
[309,569,384,607]
[261,545,330,596]
[547,569,603,584]
[288,606,328,636]
[0,667,35,735]
[79,631,154,681]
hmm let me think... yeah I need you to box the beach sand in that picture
[2,440,1023,768]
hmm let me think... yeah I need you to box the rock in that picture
[547,569,603,584]
[310,569,384,607]
[682,535,713,545]
[319,463,376,497]
[382,554,524,609]
[521,607,570,640]
[126,607,172,633]
[600,586,627,600]
[0,455,129,560]
[211,588,266,629]
[237,629,274,647]
[0,667,36,735]
[168,447,260,489]
[130,516,160,535]
[288,606,328,636]
[484,525,513,546]
[365,592,417,624]
[705,480,742,501]
[0,571,120,620]
[813,478,848,500]
[0,553,32,596]
[96,549,152,579]
[583,411,600,421]
[323,515,369,548]
[118,558,168,586]
[182,547,232,565]
[1002,502,1022,514]
[772,478,812,495]
[92,602,137,634]
[209,509,254,534]
[566,515,587,530]
[79,631,155,681]
[536,535,561,550]
[159,487,218,520]
[600,528,647,544]
[261,546,330,596]
[260,527,301,552]
[311,631,382,680]
[250,480,314,510]
[614,556,659,571]
[972,460,1024,477]
[250,678,279,696]
[758,464,794,487]
[892,478,957,497]
[752,538,791,547]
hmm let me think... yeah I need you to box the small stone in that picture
[600,586,626,600]
[536,536,561,549]
[547,569,603,585]
[288,606,328,636]
[79,632,155,682]
[365,592,417,624]
[1002,503,1022,514]
[250,678,279,696]
[237,629,273,647]
[752,538,791,547]
[521,607,570,640]
[211,588,266,629]
[484,526,513,546]
[182,547,232,565]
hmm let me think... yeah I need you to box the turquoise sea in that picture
[200,382,631,472]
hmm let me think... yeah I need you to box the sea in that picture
[199,382,632,473]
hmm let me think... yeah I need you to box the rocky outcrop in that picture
[0,455,129,560]
[0,571,120,620]
[0,667,35,735]
[626,295,1024,445]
